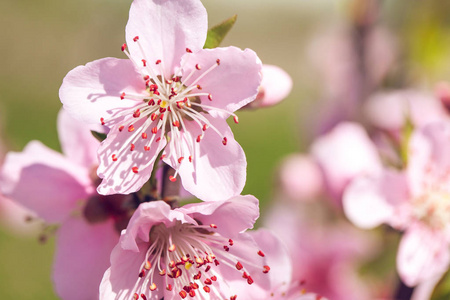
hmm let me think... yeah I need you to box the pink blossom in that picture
[100,195,275,300]
[278,154,324,202]
[59,0,262,200]
[245,64,292,109]
[264,204,378,300]
[344,122,450,287]
[311,122,382,205]
[0,109,123,300]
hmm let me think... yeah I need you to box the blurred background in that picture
[2,0,450,298]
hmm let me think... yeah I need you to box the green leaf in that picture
[91,130,107,142]
[204,15,237,49]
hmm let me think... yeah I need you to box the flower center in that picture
[102,38,240,180]
[131,221,269,300]
[413,183,450,230]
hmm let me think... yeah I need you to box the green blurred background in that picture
[2,0,450,298]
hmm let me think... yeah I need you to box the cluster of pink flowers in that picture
[0,0,327,299]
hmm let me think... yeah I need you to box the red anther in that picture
[178,157,184,163]
[132,167,139,173]
[210,275,217,281]
[128,125,135,132]
[210,224,217,228]
[169,175,177,182]
[179,291,187,299]
[173,76,180,82]
[159,269,166,276]
[189,290,196,297]
[100,117,105,125]
[151,127,158,134]
[168,244,176,252]
[169,261,176,268]
[140,294,147,300]
[208,94,213,101]
[130,144,135,151]
[193,271,202,280]
[160,113,165,120]
[189,155,192,162]
[160,154,166,160]
[195,257,204,265]
[166,284,172,291]
[112,154,118,161]
[203,286,210,293]
[230,296,237,300]
[166,79,173,84]
[186,48,193,53]
[236,262,243,270]
[120,92,126,100]
[159,107,166,113]
[223,246,229,252]
[216,59,221,65]
[204,278,212,285]
[205,266,211,273]
[139,269,146,277]
[257,250,265,257]
[149,283,157,291]
[263,265,270,273]
[247,276,254,285]
[214,259,220,266]
[222,137,228,145]
[191,282,199,289]
[202,124,208,131]
[242,272,249,279]
[148,99,155,106]
[144,146,150,151]
[195,64,201,70]
[143,75,149,80]
[196,84,202,90]
[172,120,180,127]
[142,132,148,139]
[145,261,151,270]
[229,239,234,246]
[121,43,127,51]
[233,115,239,124]
[176,101,184,109]
[196,135,202,143]
[173,268,182,278]
[155,59,161,65]
[142,59,147,67]
[133,109,141,118]
[156,137,161,143]
[151,113,157,121]
[119,125,124,132]
[133,293,139,300]
[133,36,139,42]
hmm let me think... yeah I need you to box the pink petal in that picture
[125,0,207,77]
[100,242,165,300]
[408,122,450,197]
[164,116,246,201]
[60,57,144,125]
[343,170,410,229]
[311,122,382,202]
[397,222,450,287]
[180,47,262,118]
[57,108,100,169]
[53,217,119,300]
[178,195,259,238]
[96,118,166,195]
[0,194,38,236]
[0,141,92,223]
[250,64,292,108]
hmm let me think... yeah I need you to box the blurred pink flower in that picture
[245,64,292,109]
[60,0,261,200]
[100,195,274,300]
[0,109,123,300]
[278,154,324,202]
[265,204,377,300]
[364,89,448,134]
[311,122,382,205]
[344,122,450,287]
